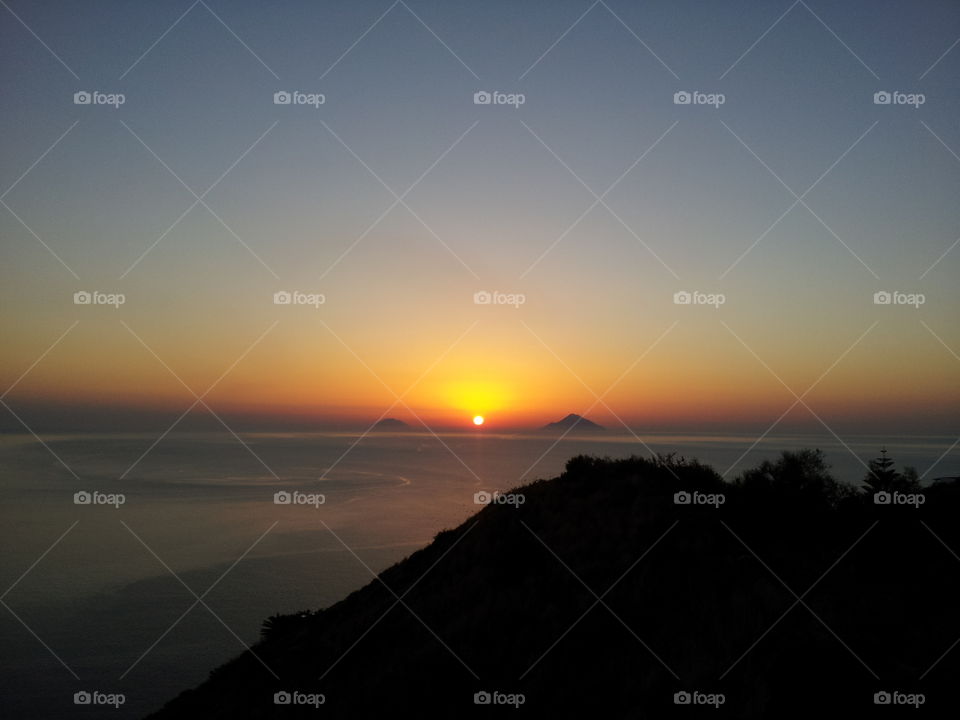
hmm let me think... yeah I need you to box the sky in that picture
[1,0,958,434]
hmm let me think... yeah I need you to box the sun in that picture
[473,415,484,426]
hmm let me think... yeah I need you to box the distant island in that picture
[147,449,958,718]
[540,413,604,431]
[371,418,409,430]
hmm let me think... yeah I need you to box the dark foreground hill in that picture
[149,451,960,718]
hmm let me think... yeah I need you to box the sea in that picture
[0,430,956,718]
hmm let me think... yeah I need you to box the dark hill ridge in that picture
[370,417,409,429]
[148,452,960,718]
[540,413,604,431]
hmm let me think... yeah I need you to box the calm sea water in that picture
[1,431,956,718]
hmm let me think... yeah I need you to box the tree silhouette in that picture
[861,447,920,493]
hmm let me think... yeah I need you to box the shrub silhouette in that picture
[149,451,960,719]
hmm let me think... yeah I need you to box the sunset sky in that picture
[1,0,958,433]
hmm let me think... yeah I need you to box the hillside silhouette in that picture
[148,450,960,718]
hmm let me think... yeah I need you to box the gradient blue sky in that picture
[1,0,958,433]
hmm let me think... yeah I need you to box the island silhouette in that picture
[370,418,409,430]
[147,450,960,718]
[540,413,605,432]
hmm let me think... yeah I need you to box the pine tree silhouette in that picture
[862,447,920,493]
